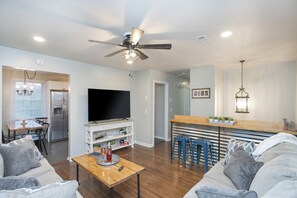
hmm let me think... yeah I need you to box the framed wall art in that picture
[192,88,210,99]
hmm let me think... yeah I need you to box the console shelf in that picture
[84,120,134,153]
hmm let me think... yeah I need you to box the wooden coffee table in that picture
[72,154,145,198]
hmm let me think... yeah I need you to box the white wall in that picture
[0,46,130,157]
[215,67,223,116]
[190,65,216,116]
[223,61,296,122]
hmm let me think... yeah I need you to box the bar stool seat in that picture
[171,136,190,167]
[190,138,214,172]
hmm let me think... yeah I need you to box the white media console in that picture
[84,119,134,153]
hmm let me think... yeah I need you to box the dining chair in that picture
[31,122,50,155]
[2,130,9,143]
[35,117,48,124]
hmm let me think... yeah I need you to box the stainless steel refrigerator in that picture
[50,90,69,142]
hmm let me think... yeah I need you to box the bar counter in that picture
[170,115,295,164]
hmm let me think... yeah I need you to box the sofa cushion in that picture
[257,142,297,163]
[252,132,297,159]
[261,180,297,198]
[0,155,4,178]
[0,141,41,176]
[195,186,258,198]
[32,170,63,186]
[224,148,263,190]
[19,158,55,180]
[0,180,78,198]
[183,159,237,198]
[250,154,297,197]
[0,176,40,190]
[223,138,255,166]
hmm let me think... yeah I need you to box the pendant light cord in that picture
[240,60,245,89]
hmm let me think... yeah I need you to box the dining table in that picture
[6,119,44,146]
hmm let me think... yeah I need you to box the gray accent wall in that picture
[131,69,188,147]
[154,83,165,139]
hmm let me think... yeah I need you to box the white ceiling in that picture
[0,0,296,74]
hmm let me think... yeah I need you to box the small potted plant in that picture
[214,116,219,122]
[229,117,234,125]
[224,117,229,123]
[119,128,127,135]
[218,117,223,123]
[208,115,214,122]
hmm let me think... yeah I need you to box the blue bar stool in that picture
[171,136,190,167]
[190,138,214,172]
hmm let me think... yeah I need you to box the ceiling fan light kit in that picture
[89,27,172,63]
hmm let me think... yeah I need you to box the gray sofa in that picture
[0,136,82,197]
[184,136,297,198]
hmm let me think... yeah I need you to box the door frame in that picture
[152,80,169,145]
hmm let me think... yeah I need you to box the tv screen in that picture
[88,89,130,122]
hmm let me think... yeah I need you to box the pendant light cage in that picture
[235,60,249,113]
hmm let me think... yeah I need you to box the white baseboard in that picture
[154,136,165,140]
[135,140,154,148]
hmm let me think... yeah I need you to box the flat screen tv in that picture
[88,89,130,122]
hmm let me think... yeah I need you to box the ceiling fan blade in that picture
[105,49,126,57]
[134,49,149,60]
[130,28,144,45]
[88,39,124,47]
[137,44,172,50]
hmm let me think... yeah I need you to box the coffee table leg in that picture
[110,187,114,198]
[137,174,140,198]
[76,164,79,184]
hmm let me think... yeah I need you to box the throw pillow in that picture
[195,186,258,198]
[9,136,44,161]
[0,176,40,190]
[0,143,41,176]
[223,138,255,166]
[0,180,78,198]
[224,147,264,190]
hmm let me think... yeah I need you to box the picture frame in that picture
[192,88,210,99]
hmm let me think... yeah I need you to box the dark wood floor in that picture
[52,141,205,198]
[44,140,69,164]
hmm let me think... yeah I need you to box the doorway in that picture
[153,81,169,146]
[2,66,69,164]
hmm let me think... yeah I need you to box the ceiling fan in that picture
[88,27,172,62]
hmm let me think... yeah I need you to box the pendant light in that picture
[235,60,249,113]
[16,70,37,96]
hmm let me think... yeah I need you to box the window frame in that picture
[11,78,46,120]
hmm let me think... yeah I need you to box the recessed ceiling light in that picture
[33,36,45,42]
[221,31,232,38]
